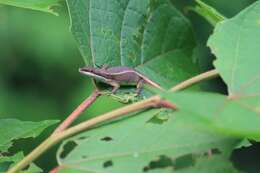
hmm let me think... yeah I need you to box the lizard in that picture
[79,65,162,94]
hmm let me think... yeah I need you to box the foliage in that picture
[56,109,237,172]
[67,0,199,91]
[0,0,60,15]
[0,119,58,172]
[1,0,260,172]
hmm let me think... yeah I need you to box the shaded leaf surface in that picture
[0,152,42,173]
[0,119,58,153]
[57,109,236,173]
[0,0,59,15]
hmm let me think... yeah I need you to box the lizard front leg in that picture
[101,64,109,70]
[136,79,144,95]
[106,80,120,93]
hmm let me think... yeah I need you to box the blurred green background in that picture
[0,2,122,122]
[0,0,259,172]
[0,2,122,171]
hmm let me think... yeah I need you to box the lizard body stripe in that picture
[105,70,162,89]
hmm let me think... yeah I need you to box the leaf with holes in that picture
[208,1,260,97]
[174,155,241,173]
[66,0,199,91]
[56,109,237,173]
[0,119,58,153]
[0,0,59,15]
[144,155,241,173]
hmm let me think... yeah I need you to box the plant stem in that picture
[190,0,226,26]
[52,89,100,134]
[8,69,218,173]
[170,69,219,91]
[7,96,174,173]
[49,166,58,173]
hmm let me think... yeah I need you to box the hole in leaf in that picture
[147,111,170,124]
[103,160,113,168]
[203,148,221,157]
[59,141,78,159]
[173,154,194,170]
[212,148,222,154]
[77,136,87,140]
[101,136,113,141]
[143,155,173,172]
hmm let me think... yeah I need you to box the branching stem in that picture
[7,69,218,173]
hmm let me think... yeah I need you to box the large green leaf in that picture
[163,91,260,140]
[57,109,236,173]
[208,1,260,97]
[193,1,260,140]
[0,0,59,15]
[0,119,58,153]
[66,0,199,90]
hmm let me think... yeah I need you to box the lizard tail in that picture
[143,78,163,90]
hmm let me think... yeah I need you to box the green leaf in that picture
[163,91,260,140]
[57,109,237,173]
[0,0,60,15]
[0,119,58,153]
[208,1,260,97]
[66,0,92,65]
[67,0,199,90]
[203,1,260,141]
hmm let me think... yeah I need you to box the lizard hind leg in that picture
[107,80,120,93]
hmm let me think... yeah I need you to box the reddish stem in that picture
[156,100,177,109]
[52,89,100,135]
[49,166,58,173]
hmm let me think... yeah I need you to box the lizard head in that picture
[79,66,109,82]
[79,66,96,73]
